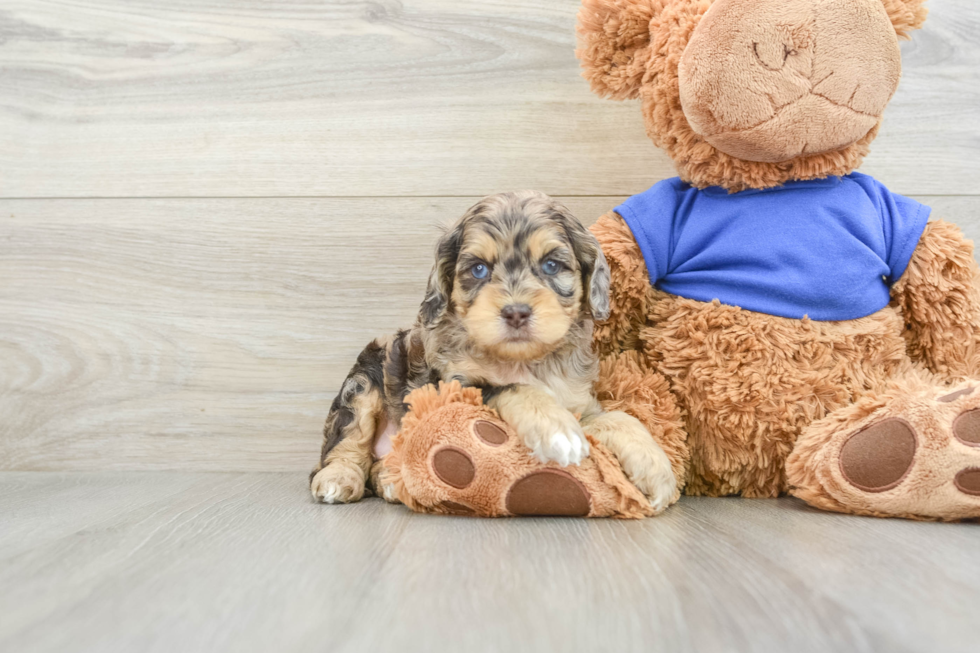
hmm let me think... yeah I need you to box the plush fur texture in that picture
[890,220,980,380]
[881,0,930,39]
[578,0,980,521]
[576,0,926,190]
[678,0,901,163]
[382,381,655,518]
[588,208,980,519]
[786,378,980,521]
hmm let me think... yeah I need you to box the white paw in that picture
[310,465,364,504]
[531,428,590,466]
[382,484,399,503]
[643,469,677,515]
[624,445,677,515]
[503,399,590,467]
[317,482,348,504]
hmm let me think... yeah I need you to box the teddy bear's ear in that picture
[880,0,929,39]
[576,0,661,100]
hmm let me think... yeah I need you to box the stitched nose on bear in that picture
[678,0,902,163]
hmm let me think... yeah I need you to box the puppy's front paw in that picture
[623,444,677,515]
[311,463,366,504]
[533,429,589,466]
[368,459,402,504]
[518,410,590,466]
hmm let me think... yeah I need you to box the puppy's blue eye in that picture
[472,263,489,279]
[542,260,560,275]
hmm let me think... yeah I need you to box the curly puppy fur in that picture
[312,191,676,508]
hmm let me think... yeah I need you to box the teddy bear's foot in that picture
[381,382,655,519]
[788,382,980,521]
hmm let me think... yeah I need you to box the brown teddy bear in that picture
[382,0,980,521]
[578,0,980,520]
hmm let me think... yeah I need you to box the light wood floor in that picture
[2,472,978,653]
[2,1,979,651]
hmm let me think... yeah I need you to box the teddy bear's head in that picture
[577,0,928,190]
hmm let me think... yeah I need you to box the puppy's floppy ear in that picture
[420,218,465,326]
[879,0,928,39]
[551,204,611,322]
[576,0,660,101]
[587,246,612,322]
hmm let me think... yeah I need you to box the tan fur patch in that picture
[459,283,505,340]
[460,230,499,266]
[495,287,574,361]
[526,228,567,263]
[322,388,384,476]
[459,283,570,361]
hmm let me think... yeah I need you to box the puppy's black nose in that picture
[501,304,532,329]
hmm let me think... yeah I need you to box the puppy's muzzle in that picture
[501,303,532,329]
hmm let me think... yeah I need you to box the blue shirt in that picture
[615,173,931,321]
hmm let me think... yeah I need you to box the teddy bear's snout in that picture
[678,0,902,163]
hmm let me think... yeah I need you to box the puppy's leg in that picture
[488,384,590,466]
[582,410,678,514]
[310,342,386,504]
[310,384,383,503]
[369,458,400,503]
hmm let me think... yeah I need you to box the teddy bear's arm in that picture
[589,211,653,358]
[890,219,980,380]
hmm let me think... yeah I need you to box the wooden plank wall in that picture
[1,0,978,471]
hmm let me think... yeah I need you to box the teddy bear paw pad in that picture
[818,390,980,519]
[474,420,508,445]
[839,418,917,493]
[954,469,980,496]
[952,409,980,446]
[431,447,476,489]
[505,469,591,517]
